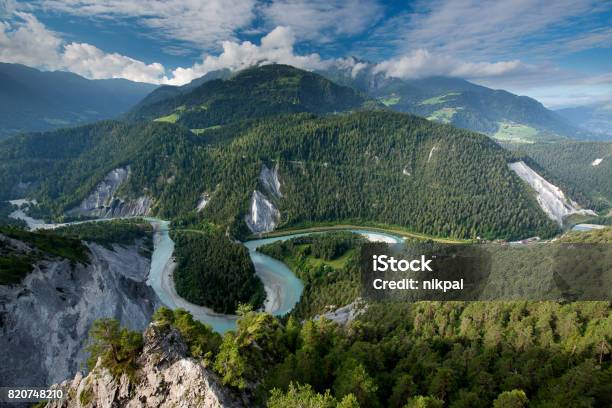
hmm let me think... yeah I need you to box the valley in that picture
[5,206,403,332]
[0,62,609,408]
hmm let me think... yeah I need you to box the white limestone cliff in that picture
[259,163,282,198]
[68,167,152,218]
[509,161,596,225]
[245,190,280,234]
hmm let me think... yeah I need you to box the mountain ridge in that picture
[0,108,560,240]
[318,62,598,142]
[0,63,157,140]
[127,64,374,129]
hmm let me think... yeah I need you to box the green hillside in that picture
[372,77,588,143]
[0,63,156,140]
[127,64,372,129]
[320,64,599,142]
[517,141,612,211]
[0,110,558,241]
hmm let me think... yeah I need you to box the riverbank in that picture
[255,223,471,244]
[6,204,430,333]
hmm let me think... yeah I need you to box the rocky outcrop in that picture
[259,164,282,197]
[68,167,152,218]
[0,242,158,388]
[509,161,597,225]
[48,323,243,408]
[427,145,439,162]
[317,299,367,326]
[197,192,211,212]
[245,190,280,234]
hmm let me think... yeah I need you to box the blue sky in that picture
[0,0,611,108]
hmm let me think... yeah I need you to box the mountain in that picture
[0,221,157,387]
[47,302,612,407]
[127,64,374,130]
[0,109,559,241]
[132,69,233,108]
[516,141,612,211]
[318,61,597,143]
[556,104,612,140]
[0,63,157,140]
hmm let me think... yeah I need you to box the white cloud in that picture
[0,5,609,110]
[262,0,383,43]
[372,49,525,80]
[0,12,168,83]
[370,0,611,60]
[0,11,62,68]
[62,42,166,82]
[166,26,328,85]
[0,0,17,18]
[0,14,329,85]
[34,0,257,50]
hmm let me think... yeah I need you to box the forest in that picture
[126,64,370,128]
[0,226,89,285]
[258,232,364,319]
[91,300,611,408]
[0,110,560,241]
[517,141,612,211]
[53,218,153,251]
[171,230,266,314]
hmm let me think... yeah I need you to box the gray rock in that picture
[259,164,282,198]
[68,167,152,218]
[316,299,367,326]
[245,190,280,234]
[0,243,159,388]
[48,323,243,408]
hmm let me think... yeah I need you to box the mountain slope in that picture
[319,62,597,143]
[516,141,612,210]
[127,64,373,129]
[0,63,157,140]
[0,223,157,387]
[556,104,612,140]
[0,111,559,240]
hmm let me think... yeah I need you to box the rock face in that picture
[0,242,158,388]
[317,299,367,326]
[68,167,152,218]
[48,323,243,408]
[509,161,597,225]
[245,190,280,234]
[196,192,211,212]
[259,164,282,197]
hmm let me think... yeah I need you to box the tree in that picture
[492,389,528,408]
[337,394,360,408]
[214,309,284,389]
[428,368,456,401]
[215,332,248,389]
[86,318,143,379]
[388,374,417,408]
[267,383,337,408]
[333,360,379,408]
[403,396,444,408]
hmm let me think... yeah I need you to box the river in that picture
[8,201,403,333]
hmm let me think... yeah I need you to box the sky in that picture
[0,0,611,109]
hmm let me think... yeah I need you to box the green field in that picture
[256,222,471,244]
[427,107,461,123]
[379,95,401,106]
[419,92,460,105]
[492,121,539,143]
[191,125,222,134]
[153,112,180,123]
